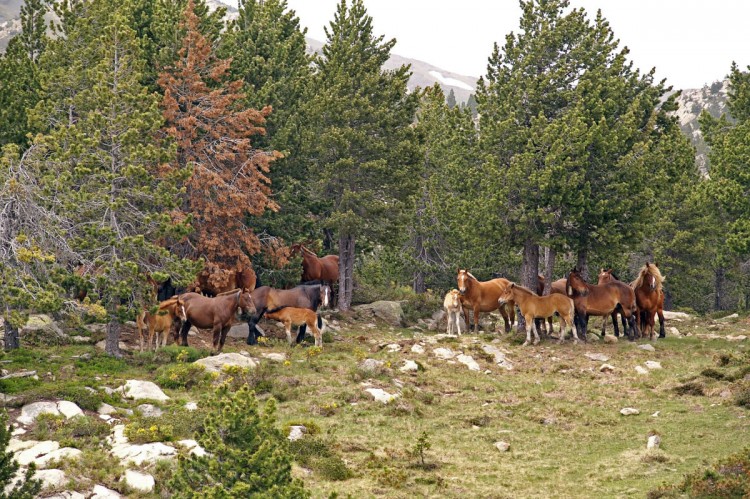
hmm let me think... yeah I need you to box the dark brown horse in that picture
[631,263,666,340]
[456,270,515,333]
[290,243,339,287]
[566,268,637,340]
[246,284,331,345]
[175,289,256,352]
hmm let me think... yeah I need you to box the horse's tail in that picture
[317,313,325,333]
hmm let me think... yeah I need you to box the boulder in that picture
[456,354,481,371]
[110,441,177,465]
[91,485,122,499]
[98,403,118,416]
[34,469,67,490]
[261,352,286,362]
[226,322,249,339]
[358,359,384,372]
[410,344,425,355]
[602,335,618,344]
[433,347,456,360]
[584,352,609,362]
[57,401,84,419]
[193,353,258,374]
[647,435,661,450]
[46,492,85,499]
[123,470,155,493]
[16,441,60,466]
[384,343,401,353]
[620,407,640,416]
[662,311,691,321]
[118,380,170,402]
[184,402,198,412]
[599,364,615,372]
[364,388,399,404]
[645,361,662,370]
[34,447,83,469]
[21,314,66,339]
[17,402,60,425]
[635,366,649,375]
[638,344,656,352]
[353,301,404,327]
[136,404,163,418]
[288,425,307,442]
[177,439,207,457]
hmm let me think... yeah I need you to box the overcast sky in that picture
[225,0,749,90]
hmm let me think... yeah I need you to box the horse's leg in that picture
[446,311,453,335]
[219,325,230,352]
[547,316,554,336]
[179,319,191,347]
[296,323,307,344]
[531,315,540,345]
[522,314,532,347]
[649,312,656,341]
[657,309,666,338]
[312,322,322,347]
[211,324,222,353]
[473,307,480,334]
[462,306,471,333]
[456,312,463,336]
[581,314,589,342]
[285,321,294,347]
[568,312,580,344]
[246,308,265,346]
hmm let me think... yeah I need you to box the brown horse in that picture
[631,263,666,340]
[290,243,339,287]
[456,270,515,333]
[246,284,331,345]
[175,289,256,352]
[597,269,632,338]
[136,296,181,352]
[498,283,577,346]
[264,306,326,347]
[190,263,257,296]
[566,268,638,340]
[535,274,555,335]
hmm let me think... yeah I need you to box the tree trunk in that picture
[518,240,540,330]
[338,233,355,311]
[576,248,589,282]
[412,233,426,294]
[542,246,556,295]
[714,266,724,311]
[323,228,335,253]
[105,320,123,357]
[3,314,19,351]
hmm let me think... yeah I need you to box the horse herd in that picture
[446,263,666,345]
[136,243,665,353]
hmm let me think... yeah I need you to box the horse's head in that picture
[566,268,587,296]
[290,243,302,256]
[320,285,331,308]
[597,268,614,285]
[238,291,257,319]
[447,289,461,308]
[497,283,514,307]
[643,263,657,291]
[457,269,470,295]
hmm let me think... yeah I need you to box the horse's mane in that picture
[512,284,537,296]
[632,264,665,292]
[466,272,477,281]
[216,288,241,296]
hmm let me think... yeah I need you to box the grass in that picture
[2,311,749,497]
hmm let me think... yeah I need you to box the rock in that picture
[494,441,510,452]
[21,314,65,339]
[91,485,122,499]
[482,344,508,364]
[46,492,85,499]
[667,327,681,337]
[433,347,456,360]
[34,447,83,468]
[431,309,446,323]
[399,360,419,373]
[645,361,662,370]
[110,441,177,465]
[456,354,481,371]
[84,323,108,335]
[123,470,155,493]
[384,343,401,353]
[8,438,37,453]
[261,352,286,362]
[16,441,60,466]
[0,370,37,380]
[288,425,307,441]
[184,402,198,411]
[647,435,661,450]
[95,340,128,352]
[56,401,83,419]
[620,407,640,416]
[651,411,660,417]
[34,469,67,489]
[226,322,249,339]
[662,310,691,321]
[358,358,385,372]
[584,352,609,362]
[599,364,615,372]
[638,344,656,352]
[98,403,117,416]
[364,388,399,404]
[193,353,258,374]
[17,402,59,425]
[718,313,739,321]
[603,335,618,344]
[137,404,163,418]
[727,335,748,342]
[70,336,93,344]
[635,366,649,375]
[118,380,170,402]
[176,439,207,457]
[353,301,405,327]
[410,344,425,355]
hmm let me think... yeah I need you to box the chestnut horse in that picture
[290,243,339,287]
[264,306,326,347]
[535,274,555,335]
[175,289,256,352]
[245,284,330,345]
[597,269,631,338]
[136,297,181,352]
[566,268,638,340]
[498,283,577,346]
[456,270,515,333]
[631,263,666,340]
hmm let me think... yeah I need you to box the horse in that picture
[498,283,577,346]
[597,269,632,338]
[456,270,515,333]
[175,289,256,352]
[136,297,181,352]
[566,268,637,340]
[631,263,666,340]
[245,284,331,345]
[290,243,339,289]
[264,306,326,347]
[189,263,257,296]
[443,289,465,336]
[535,274,555,335]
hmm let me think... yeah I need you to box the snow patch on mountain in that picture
[428,70,474,91]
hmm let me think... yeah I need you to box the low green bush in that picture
[156,363,212,390]
[648,448,750,498]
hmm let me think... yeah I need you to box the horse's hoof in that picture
[658,335,665,339]
[522,341,529,347]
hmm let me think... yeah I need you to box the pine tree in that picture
[168,386,308,498]
[159,0,277,280]
[305,0,418,309]
[446,88,456,108]
[0,411,41,497]
[31,0,197,357]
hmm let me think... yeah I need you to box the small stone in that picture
[184,402,198,411]
[364,388,399,404]
[410,344,425,355]
[288,425,307,441]
[123,469,155,493]
[177,439,207,457]
[399,360,419,373]
[584,352,609,362]
[620,407,640,416]
[385,343,401,353]
[647,435,661,450]
[599,364,615,372]
[98,403,117,416]
[261,352,286,362]
[359,358,384,372]
[645,361,662,370]
[194,353,258,374]
[638,344,656,352]
[433,347,456,360]
[137,404,163,418]
[456,354,481,371]
[635,365,649,375]
[651,411,660,417]
[667,327,681,337]
[603,335,618,344]
[494,441,510,452]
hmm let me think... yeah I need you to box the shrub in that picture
[0,410,42,498]
[648,448,750,498]
[735,382,750,409]
[124,421,174,444]
[156,364,212,390]
[289,437,352,481]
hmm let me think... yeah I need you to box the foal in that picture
[443,289,465,336]
[136,296,180,352]
[264,306,326,347]
[498,283,577,346]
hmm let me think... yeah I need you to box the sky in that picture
[224,0,750,90]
